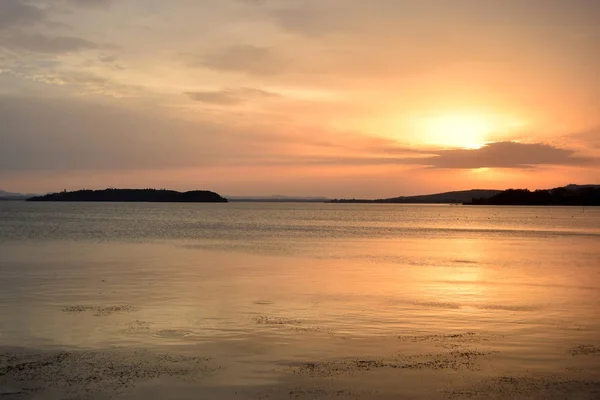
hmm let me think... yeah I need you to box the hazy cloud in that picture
[185,88,280,105]
[424,142,594,169]
[98,54,118,63]
[61,0,114,7]
[0,1,44,31]
[0,95,223,171]
[0,1,108,56]
[3,32,99,54]
[0,94,596,173]
[569,128,600,150]
[247,0,600,38]
[264,141,596,169]
[270,2,358,37]
[26,70,141,97]
[194,45,287,75]
[0,95,335,172]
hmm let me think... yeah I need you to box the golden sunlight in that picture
[422,113,493,149]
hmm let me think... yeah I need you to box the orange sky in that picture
[1,0,599,197]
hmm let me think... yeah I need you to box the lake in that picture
[1,202,599,399]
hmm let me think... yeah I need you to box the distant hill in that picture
[564,184,600,190]
[27,189,228,203]
[468,186,600,206]
[329,189,501,204]
[0,190,35,200]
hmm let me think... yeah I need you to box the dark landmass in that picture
[228,195,329,202]
[27,189,228,203]
[328,184,600,205]
[329,189,501,204]
[467,186,600,206]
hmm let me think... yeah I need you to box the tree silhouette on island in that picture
[467,186,600,206]
[27,189,228,203]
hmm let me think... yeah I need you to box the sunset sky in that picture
[1,0,599,197]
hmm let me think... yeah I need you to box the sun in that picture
[422,113,494,149]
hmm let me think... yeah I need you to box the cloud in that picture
[3,32,99,54]
[0,1,44,31]
[97,54,117,63]
[185,88,280,105]
[424,141,594,169]
[0,0,115,32]
[0,95,225,171]
[0,92,595,173]
[236,0,355,36]
[244,0,600,38]
[192,45,287,76]
[26,71,140,97]
[0,1,107,55]
[269,2,358,37]
[0,95,336,172]
[60,0,114,7]
[249,141,596,169]
[568,127,600,149]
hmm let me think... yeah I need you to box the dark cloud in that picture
[0,1,44,31]
[424,141,594,169]
[3,32,98,54]
[185,88,280,105]
[192,45,287,75]
[62,0,114,7]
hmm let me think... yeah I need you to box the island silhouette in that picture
[330,185,600,206]
[27,189,228,203]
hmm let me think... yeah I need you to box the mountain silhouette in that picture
[0,190,36,200]
[329,189,501,204]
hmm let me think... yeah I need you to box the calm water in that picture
[1,202,599,399]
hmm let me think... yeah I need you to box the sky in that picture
[1,0,599,197]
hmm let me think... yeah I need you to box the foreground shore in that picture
[2,311,600,399]
[2,334,599,399]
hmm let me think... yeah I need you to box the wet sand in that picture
[2,315,599,399]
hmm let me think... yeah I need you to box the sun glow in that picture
[422,113,495,149]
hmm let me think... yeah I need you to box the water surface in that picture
[1,202,599,399]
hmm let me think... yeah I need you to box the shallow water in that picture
[1,202,599,399]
